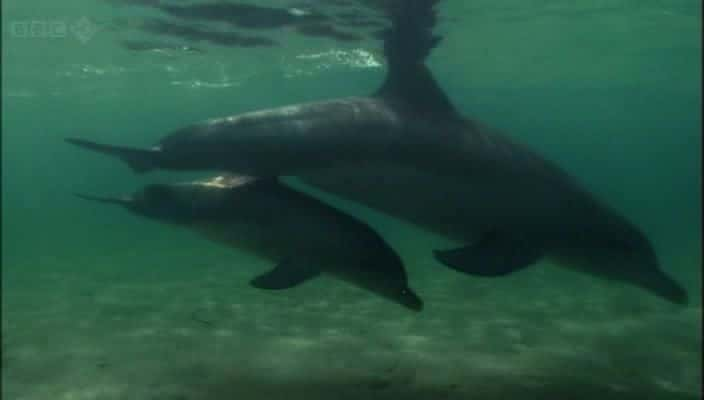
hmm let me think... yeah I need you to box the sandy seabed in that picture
[2,240,701,400]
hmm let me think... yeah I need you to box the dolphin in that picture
[62,2,446,176]
[297,162,689,305]
[64,0,687,304]
[76,175,423,311]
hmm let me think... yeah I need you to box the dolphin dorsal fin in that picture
[375,64,457,118]
[374,0,458,119]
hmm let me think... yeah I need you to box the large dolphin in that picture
[77,175,423,311]
[63,2,443,177]
[65,0,687,304]
[297,162,689,305]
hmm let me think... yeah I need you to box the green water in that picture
[2,1,701,399]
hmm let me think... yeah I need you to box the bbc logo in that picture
[10,20,67,38]
[8,17,99,43]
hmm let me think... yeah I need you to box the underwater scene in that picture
[2,0,701,399]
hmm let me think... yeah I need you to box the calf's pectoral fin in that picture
[250,259,321,290]
[433,233,542,277]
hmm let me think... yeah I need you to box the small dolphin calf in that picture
[77,175,423,311]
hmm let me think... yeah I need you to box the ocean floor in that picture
[2,230,701,400]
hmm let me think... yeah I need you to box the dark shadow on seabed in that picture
[168,370,699,400]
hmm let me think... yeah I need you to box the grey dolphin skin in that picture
[65,0,687,304]
[77,176,423,311]
[65,97,402,175]
[298,162,689,305]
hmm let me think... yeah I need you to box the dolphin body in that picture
[77,175,423,311]
[65,1,687,304]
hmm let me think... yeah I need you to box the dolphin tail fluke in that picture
[250,259,320,290]
[65,138,158,173]
[434,234,542,276]
[74,193,132,207]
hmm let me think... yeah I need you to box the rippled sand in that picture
[2,241,700,400]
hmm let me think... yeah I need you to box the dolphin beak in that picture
[400,288,424,312]
[74,193,132,207]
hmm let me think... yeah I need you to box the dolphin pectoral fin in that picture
[434,235,541,277]
[250,260,320,290]
[65,138,158,173]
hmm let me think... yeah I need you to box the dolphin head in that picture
[614,228,689,305]
[583,220,689,305]
[395,287,424,311]
[365,281,423,312]
[364,272,424,312]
